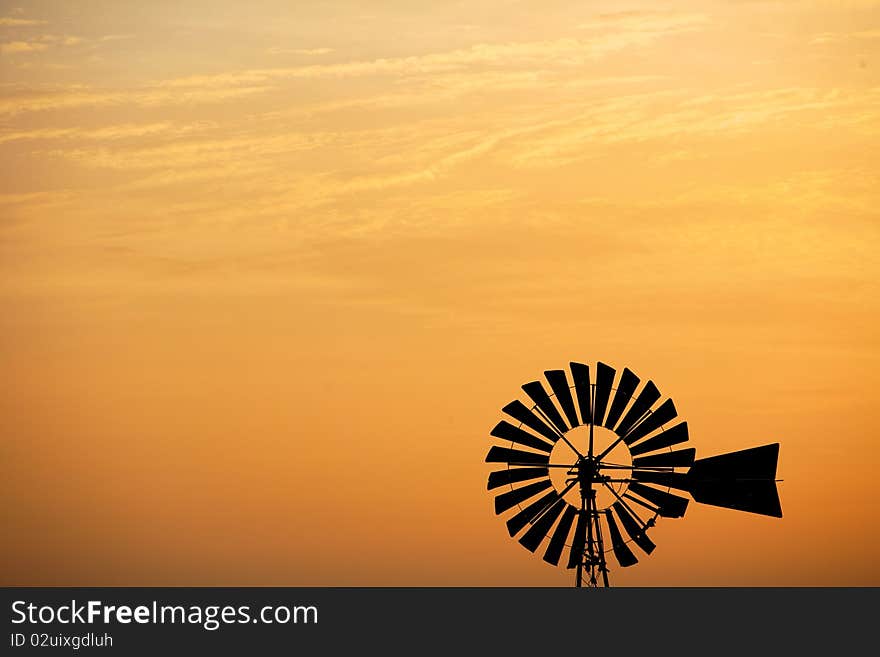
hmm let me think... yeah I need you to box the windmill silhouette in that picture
[486,361,782,587]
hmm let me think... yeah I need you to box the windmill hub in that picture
[576,458,604,494]
[549,424,631,509]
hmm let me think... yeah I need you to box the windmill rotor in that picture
[485,360,782,587]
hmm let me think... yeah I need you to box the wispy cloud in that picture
[2,2,877,255]
[504,87,880,168]
[163,31,697,88]
[578,10,707,32]
[0,121,217,145]
[48,133,326,171]
[0,83,269,116]
[0,40,48,53]
[0,13,703,117]
[26,78,880,231]
[810,29,880,45]
[266,47,333,56]
[0,17,46,26]
[40,34,83,46]
[1,33,84,55]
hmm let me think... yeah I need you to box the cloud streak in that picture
[0,121,217,145]
[161,24,706,89]
[0,11,706,116]
[1,33,84,55]
[266,47,334,56]
[504,87,880,168]
[0,84,269,116]
[810,29,880,44]
[0,17,46,27]
[0,40,48,53]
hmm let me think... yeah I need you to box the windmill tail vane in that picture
[485,360,782,587]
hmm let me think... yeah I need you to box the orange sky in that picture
[1,0,879,586]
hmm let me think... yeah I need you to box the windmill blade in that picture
[522,381,569,435]
[543,505,577,566]
[624,493,660,515]
[632,448,696,469]
[623,399,678,445]
[494,479,553,514]
[490,421,554,453]
[485,446,549,465]
[507,490,561,536]
[592,362,616,426]
[569,362,592,425]
[629,422,689,456]
[612,502,655,554]
[487,467,549,490]
[544,369,580,429]
[687,443,782,517]
[603,367,640,431]
[604,509,638,567]
[502,400,561,444]
[519,499,567,552]
[614,381,661,438]
[566,509,589,568]
[632,470,690,491]
[627,481,689,517]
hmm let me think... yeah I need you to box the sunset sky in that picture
[2,0,878,586]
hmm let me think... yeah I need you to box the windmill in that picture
[485,361,782,587]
